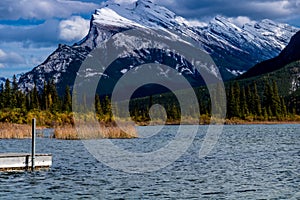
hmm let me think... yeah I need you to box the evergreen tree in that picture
[171,103,180,120]
[95,94,103,118]
[252,82,262,117]
[280,97,287,117]
[11,75,18,108]
[263,81,273,116]
[102,95,112,121]
[245,85,254,115]
[72,88,78,112]
[3,79,11,108]
[26,94,31,111]
[17,90,26,110]
[41,81,48,110]
[62,85,72,112]
[0,83,4,109]
[233,82,241,116]
[271,81,281,117]
[240,86,248,118]
[30,84,40,110]
[227,83,237,118]
[48,80,60,112]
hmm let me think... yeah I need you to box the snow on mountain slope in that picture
[18,0,299,92]
[19,44,90,93]
[79,0,298,74]
[0,77,5,86]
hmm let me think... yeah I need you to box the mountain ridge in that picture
[17,0,299,93]
[240,31,300,79]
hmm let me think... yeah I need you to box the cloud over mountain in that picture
[0,0,98,20]
[59,16,90,42]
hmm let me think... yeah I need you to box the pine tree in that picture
[240,86,248,118]
[48,80,60,112]
[62,85,72,112]
[31,84,40,110]
[233,82,241,117]
[26,94,31,111]
[263,81,272,116]
[280,97,287,117]
[271,81,281,117]
[17,90,26,110]
[41,81,48,110]
[102,95,112,121]
[95,94,103,118]
[245,85,254,115]
[72,88,78,112]
[11,75,18,108]
[227,83,236,118]
[3,79,11,108]
[0,83,4,109]
[252,82,262,117]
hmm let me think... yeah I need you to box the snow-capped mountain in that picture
[0,77,6,86]
[18,0,299,93]
[241,30,300,79]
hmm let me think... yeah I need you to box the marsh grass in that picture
[53,122,138,140]
[0,123,32,139]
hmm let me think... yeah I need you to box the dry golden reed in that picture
[53,122,138,140]
[0,123,32,139]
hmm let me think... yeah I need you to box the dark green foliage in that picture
[252,82,262,117]
[239,86,248,118]
[4,79,11,108]
[0,83,4,109]
[95,94,103,118]
[0,72,299,124]
[62,85,72,113]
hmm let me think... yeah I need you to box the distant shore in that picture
[1,119,299,140]
[224,120,300,125]
[0,122,137,140]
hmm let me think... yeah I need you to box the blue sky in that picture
[0,0,300,78]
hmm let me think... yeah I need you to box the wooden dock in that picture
[0,119,52,172]
[0,153,52,171]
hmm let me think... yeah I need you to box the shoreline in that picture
[224,120,300,125]
[1,120,299,140]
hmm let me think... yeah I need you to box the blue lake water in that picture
[0,125,299,199]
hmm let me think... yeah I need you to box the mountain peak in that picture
[240,31,300,79]
[17,1,300,92]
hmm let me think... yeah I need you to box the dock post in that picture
[32,118,36,171]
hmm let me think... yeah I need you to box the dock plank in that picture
[0,153,52,171]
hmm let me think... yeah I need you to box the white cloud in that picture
[187,19,208,27]
[110,0,138,4]
[151,0,300,26]
[0,42,55,77]
[0,0,98,20]
[0,20,61,47]
[228,16,256,27]
[59,16,90,42]
[0,49,25,64]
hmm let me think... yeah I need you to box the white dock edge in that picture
[0,153,52,171]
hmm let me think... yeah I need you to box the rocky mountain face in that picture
[240,31,300,79]
[18,0,299,93]
[0,77,5,86]
[237,31,300,98]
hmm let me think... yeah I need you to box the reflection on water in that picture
[0,125,299,199]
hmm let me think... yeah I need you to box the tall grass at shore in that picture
[53,122,138,140]
[0,123,32,139]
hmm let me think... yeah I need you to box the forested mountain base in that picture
[0,75,299,129]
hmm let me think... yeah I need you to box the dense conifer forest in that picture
[0,74,299,126]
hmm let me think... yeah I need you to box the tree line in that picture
[0,75,67,113]
[0,75,299,125]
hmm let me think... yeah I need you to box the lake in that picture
[0,125,299,199]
